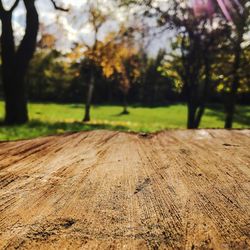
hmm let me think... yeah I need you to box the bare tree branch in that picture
[9,0,20,12]
[0,0,20,17]
[50,0,69,11]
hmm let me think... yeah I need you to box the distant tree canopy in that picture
[24,43,249,105]
[24,44,172,105]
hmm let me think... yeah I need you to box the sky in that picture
[11,0,96,49]
[2,0,169,57]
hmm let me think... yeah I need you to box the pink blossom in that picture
[192,0,243,21]
[193,0,214,17]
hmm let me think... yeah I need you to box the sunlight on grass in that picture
[0,101,249,141]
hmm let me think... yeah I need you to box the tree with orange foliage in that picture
[72,1,111,122]
[96,32,141,114]
[70,19,141,120]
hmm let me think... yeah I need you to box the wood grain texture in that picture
[0,130,249,249]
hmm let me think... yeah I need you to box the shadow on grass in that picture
[0,120,128,141]
[206,105,250,127]
[29,120,128,130]
[113,111,130,117]
[68,103,176,110]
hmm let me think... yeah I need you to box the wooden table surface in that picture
[0,130,249,249]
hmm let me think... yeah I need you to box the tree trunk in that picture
[121,93,129,115]
[194,106,205,129]
[224,29,243,129]
[187,103,197,129]
[0,1,39,125]
[224,79,239,129]
[193,56,211,129]
[4,75,28,124]
[83,74,94,122]
[0,13,27,124]
[224,94,237,129]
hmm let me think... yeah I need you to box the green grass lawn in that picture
[0,101,249,141]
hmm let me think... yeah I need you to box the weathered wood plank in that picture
[0,130,249,249]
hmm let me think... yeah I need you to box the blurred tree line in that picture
[23,38,174,105]
[0,32,249,108]
[25,32,250,106]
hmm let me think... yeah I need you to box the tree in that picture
[157,0,229,128]
[0,0,67,125]
[213,37,250,123]
[98,32,140,114]
[121,0,250,128]
[71,0,138,121]
[71,0,113,122]
[192,0,250,128]
[222,0,250,128]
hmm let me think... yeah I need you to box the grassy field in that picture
[0,101,249,141]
